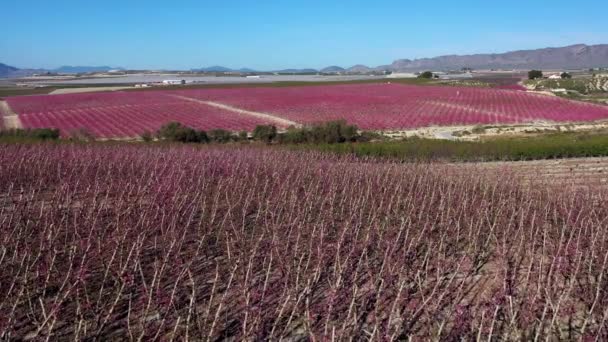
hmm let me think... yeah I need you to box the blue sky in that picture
[1,0,607,70]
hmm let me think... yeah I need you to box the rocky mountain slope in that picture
[390,44,608,71]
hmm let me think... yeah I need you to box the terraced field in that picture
[478,157,608,190]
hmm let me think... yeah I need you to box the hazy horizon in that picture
[2,0,607,70]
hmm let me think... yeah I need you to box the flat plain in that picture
[5,83,608,138]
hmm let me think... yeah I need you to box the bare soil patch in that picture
[49,86,135,95]
[382,120,608,141]
[0,101,22,129]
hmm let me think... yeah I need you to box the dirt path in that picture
[0,101,22,129]
[168,94,300,127]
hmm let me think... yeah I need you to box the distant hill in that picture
[390,44,608,71]
[0,64,46,78]
[3,44,607,79]
[53,66,123,74]
[0,63,19,78]
[347,65,372,73]
[0,64,124,78]
[321,66,346,73]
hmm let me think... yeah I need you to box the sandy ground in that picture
[0,101,22,129]
[50,86,135,95]
[168,94,300,127]
[381,119,608,141]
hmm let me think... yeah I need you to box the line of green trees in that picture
[152,120,376,144]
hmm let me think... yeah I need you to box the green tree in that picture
[560,72,572,79]
[528,70,543,80]
[418,71,434,79]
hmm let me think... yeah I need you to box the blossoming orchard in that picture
[6,83,608,138]
[1,144,608,340]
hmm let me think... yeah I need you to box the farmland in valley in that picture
[2,143,608,340]
[5,83,608,138]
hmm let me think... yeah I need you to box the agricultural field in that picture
[6,92,278,137]
[176,84,608,129]
[1,143,608,340]
[4,83,608,138]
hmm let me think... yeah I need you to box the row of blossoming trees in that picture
[0,143,607,340]
[5,83,608,137]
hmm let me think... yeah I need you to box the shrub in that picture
[252,125,278,143]
[238,131,249,141]
[31,128,60,140]
[471,125,487,134]
[141,131,154,142]
[277,120,361,144]
[69,128,96,141]
[418,71,434,79]
[157,122,209,143]
[208,129,233,143]
[158,122,185,140]
[278,125,309,144]
[561,72,572,79]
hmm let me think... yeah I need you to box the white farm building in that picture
[162,79,186,85]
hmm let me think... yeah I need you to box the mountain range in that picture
[2,44,608,78]
[180,45,608,73]
[389,44,608,71]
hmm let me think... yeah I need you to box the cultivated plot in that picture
[1,144,607,340]
[176,84,608,129]
[6,83,608,137]
[10,93,275,138]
